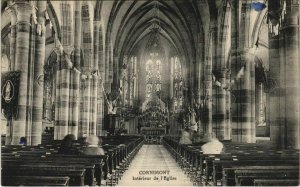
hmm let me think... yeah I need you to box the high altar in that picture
[139,94,169,139]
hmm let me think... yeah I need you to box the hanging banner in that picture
[1,71,21,119]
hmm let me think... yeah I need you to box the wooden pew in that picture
[234,166,299,186]
[1,176,70,186]
[210,153,299,184]
[254,179,299,186]
[162,135,300,187]
[2,155,99,186]
[45,154,107,186]
[222,165,299,186]
[2,135,144,186]
[213,158,299,186]
[2,166,85,186]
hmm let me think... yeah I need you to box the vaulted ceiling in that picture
[1,0,225,64]
[99,0,220,63]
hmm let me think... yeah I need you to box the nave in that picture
[118,144,192,186]
[2,136,299,186]
[1,0,300,186]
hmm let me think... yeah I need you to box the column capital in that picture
[10,2,33,23]
[12,1,33,14]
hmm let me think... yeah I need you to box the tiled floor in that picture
[117,145,193,186]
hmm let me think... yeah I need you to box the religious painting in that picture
[1,71,21,119]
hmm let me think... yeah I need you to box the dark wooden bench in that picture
[162,135,300,187]
[2,156,97,186]
[2,166,85,186]
[1,176,70,186]
[212,157,299,185]
[44,154,107,185]
[222,165,299,186]
[234,166,299,186]
[2,136,144,186]
[254,179,299,186]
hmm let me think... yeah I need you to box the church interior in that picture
[1,0,299,186]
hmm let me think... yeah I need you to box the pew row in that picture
[162,136,299,186]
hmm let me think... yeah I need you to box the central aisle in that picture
[117,144,193,186]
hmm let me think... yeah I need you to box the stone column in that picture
[281,0,299,149]
[230,0,255,143]
[204,29,214,135]
[106,55,113,93]
[68,69,80,138]
[230,0,239,142]
[196,31,205,135]
[230,1,239,142]
[189,60,195,103]
[215,3,231,140]
[93,21,100,71]
[97,79,104,136]
[11,2,32,145]
[210,19,221,138]
[79,76,91,137]
[98,22,105,80]
[25,8,36,144]
[81,2,93,137]
[54,57,60,138]
[74,1,82,69]
[93,20,101,136]
[54,56,70,140]
[90,75,98,135]
[105,41,113,92]
[129,57,134,106]
[31,1,47,145]
[170,57,174,99]
[112,55,119,96]
[5,6,17,145]
[89,22,97,135]
[60,2,74,53]
[97,23,104,136]
[54,2,74,140]
[133,56,138,99]
[8,8,17,71]
[266,0,281,147]
[71,1,82,139]
[268,34,281,147]
[197,32,204,104]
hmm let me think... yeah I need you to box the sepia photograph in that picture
[0,0,299,186]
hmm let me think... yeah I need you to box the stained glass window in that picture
[146,59,162,98]
[144,26,164,99]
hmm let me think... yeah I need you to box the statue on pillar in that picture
[3,81,13,103]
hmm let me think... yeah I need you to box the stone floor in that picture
[117,144,193,186]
